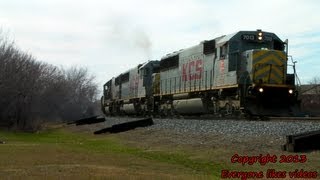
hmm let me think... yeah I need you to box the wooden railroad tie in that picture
[282,130,320,152]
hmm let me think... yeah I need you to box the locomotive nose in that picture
[251,50,287,85]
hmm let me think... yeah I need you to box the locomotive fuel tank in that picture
[104,106,112,115]
[123,103,136,114]
[173,98,207,114]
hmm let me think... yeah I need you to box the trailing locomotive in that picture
[101,30,299,117]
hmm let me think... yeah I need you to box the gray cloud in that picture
[1,0,320,89]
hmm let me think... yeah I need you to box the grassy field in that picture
[0,127,319,179]
[0,129,220,179]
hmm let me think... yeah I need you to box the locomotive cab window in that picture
[121,72,129,83]
[139,68,149,79]
[139,69,144,79]
[228,52,238,71]
[220,43,228,59]
[115,76,120,86]
[153,66,160,73]
[273,40,284,51]
[144,68,149,76]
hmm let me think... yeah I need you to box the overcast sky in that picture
[1,0,320,91]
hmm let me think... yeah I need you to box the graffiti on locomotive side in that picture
[182,59,203,81]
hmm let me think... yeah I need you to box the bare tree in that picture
[0,32,99,131]
[61,67,98,121]
[300,76,320,116]
[308,76,320,94]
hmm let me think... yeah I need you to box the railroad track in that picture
[161,114,320,121]
[267,116,320,121]
[69,115,320,123]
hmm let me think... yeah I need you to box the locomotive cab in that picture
[101,79,113,115]
[236,30,299,116]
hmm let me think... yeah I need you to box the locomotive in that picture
[101,30,299,117]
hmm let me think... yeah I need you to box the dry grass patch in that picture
[0,130,217,179]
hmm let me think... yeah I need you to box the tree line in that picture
[0,33,99,131]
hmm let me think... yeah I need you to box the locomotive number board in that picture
[241,34,273,42]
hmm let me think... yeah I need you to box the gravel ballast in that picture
[69,116,320,150]
[97,117,320,137]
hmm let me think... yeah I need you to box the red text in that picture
[182,59,203,81]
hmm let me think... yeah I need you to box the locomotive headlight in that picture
[257,29,263,41]
[288,89,293,94]
[258,88,264,93]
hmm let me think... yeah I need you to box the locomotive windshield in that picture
[244,41,284,51]
[245,41,272,50]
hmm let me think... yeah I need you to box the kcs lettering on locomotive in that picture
[182,59,203,81]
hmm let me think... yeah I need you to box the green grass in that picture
[1,129,319,179]
[0,130,222,177]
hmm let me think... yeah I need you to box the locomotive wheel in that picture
[225,103,234,115]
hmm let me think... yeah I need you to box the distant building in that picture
[300,84,320,95]
[299,84,320,116]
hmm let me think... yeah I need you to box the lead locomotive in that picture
[101,30,299,117]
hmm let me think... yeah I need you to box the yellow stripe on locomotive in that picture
[252,50,287,85]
